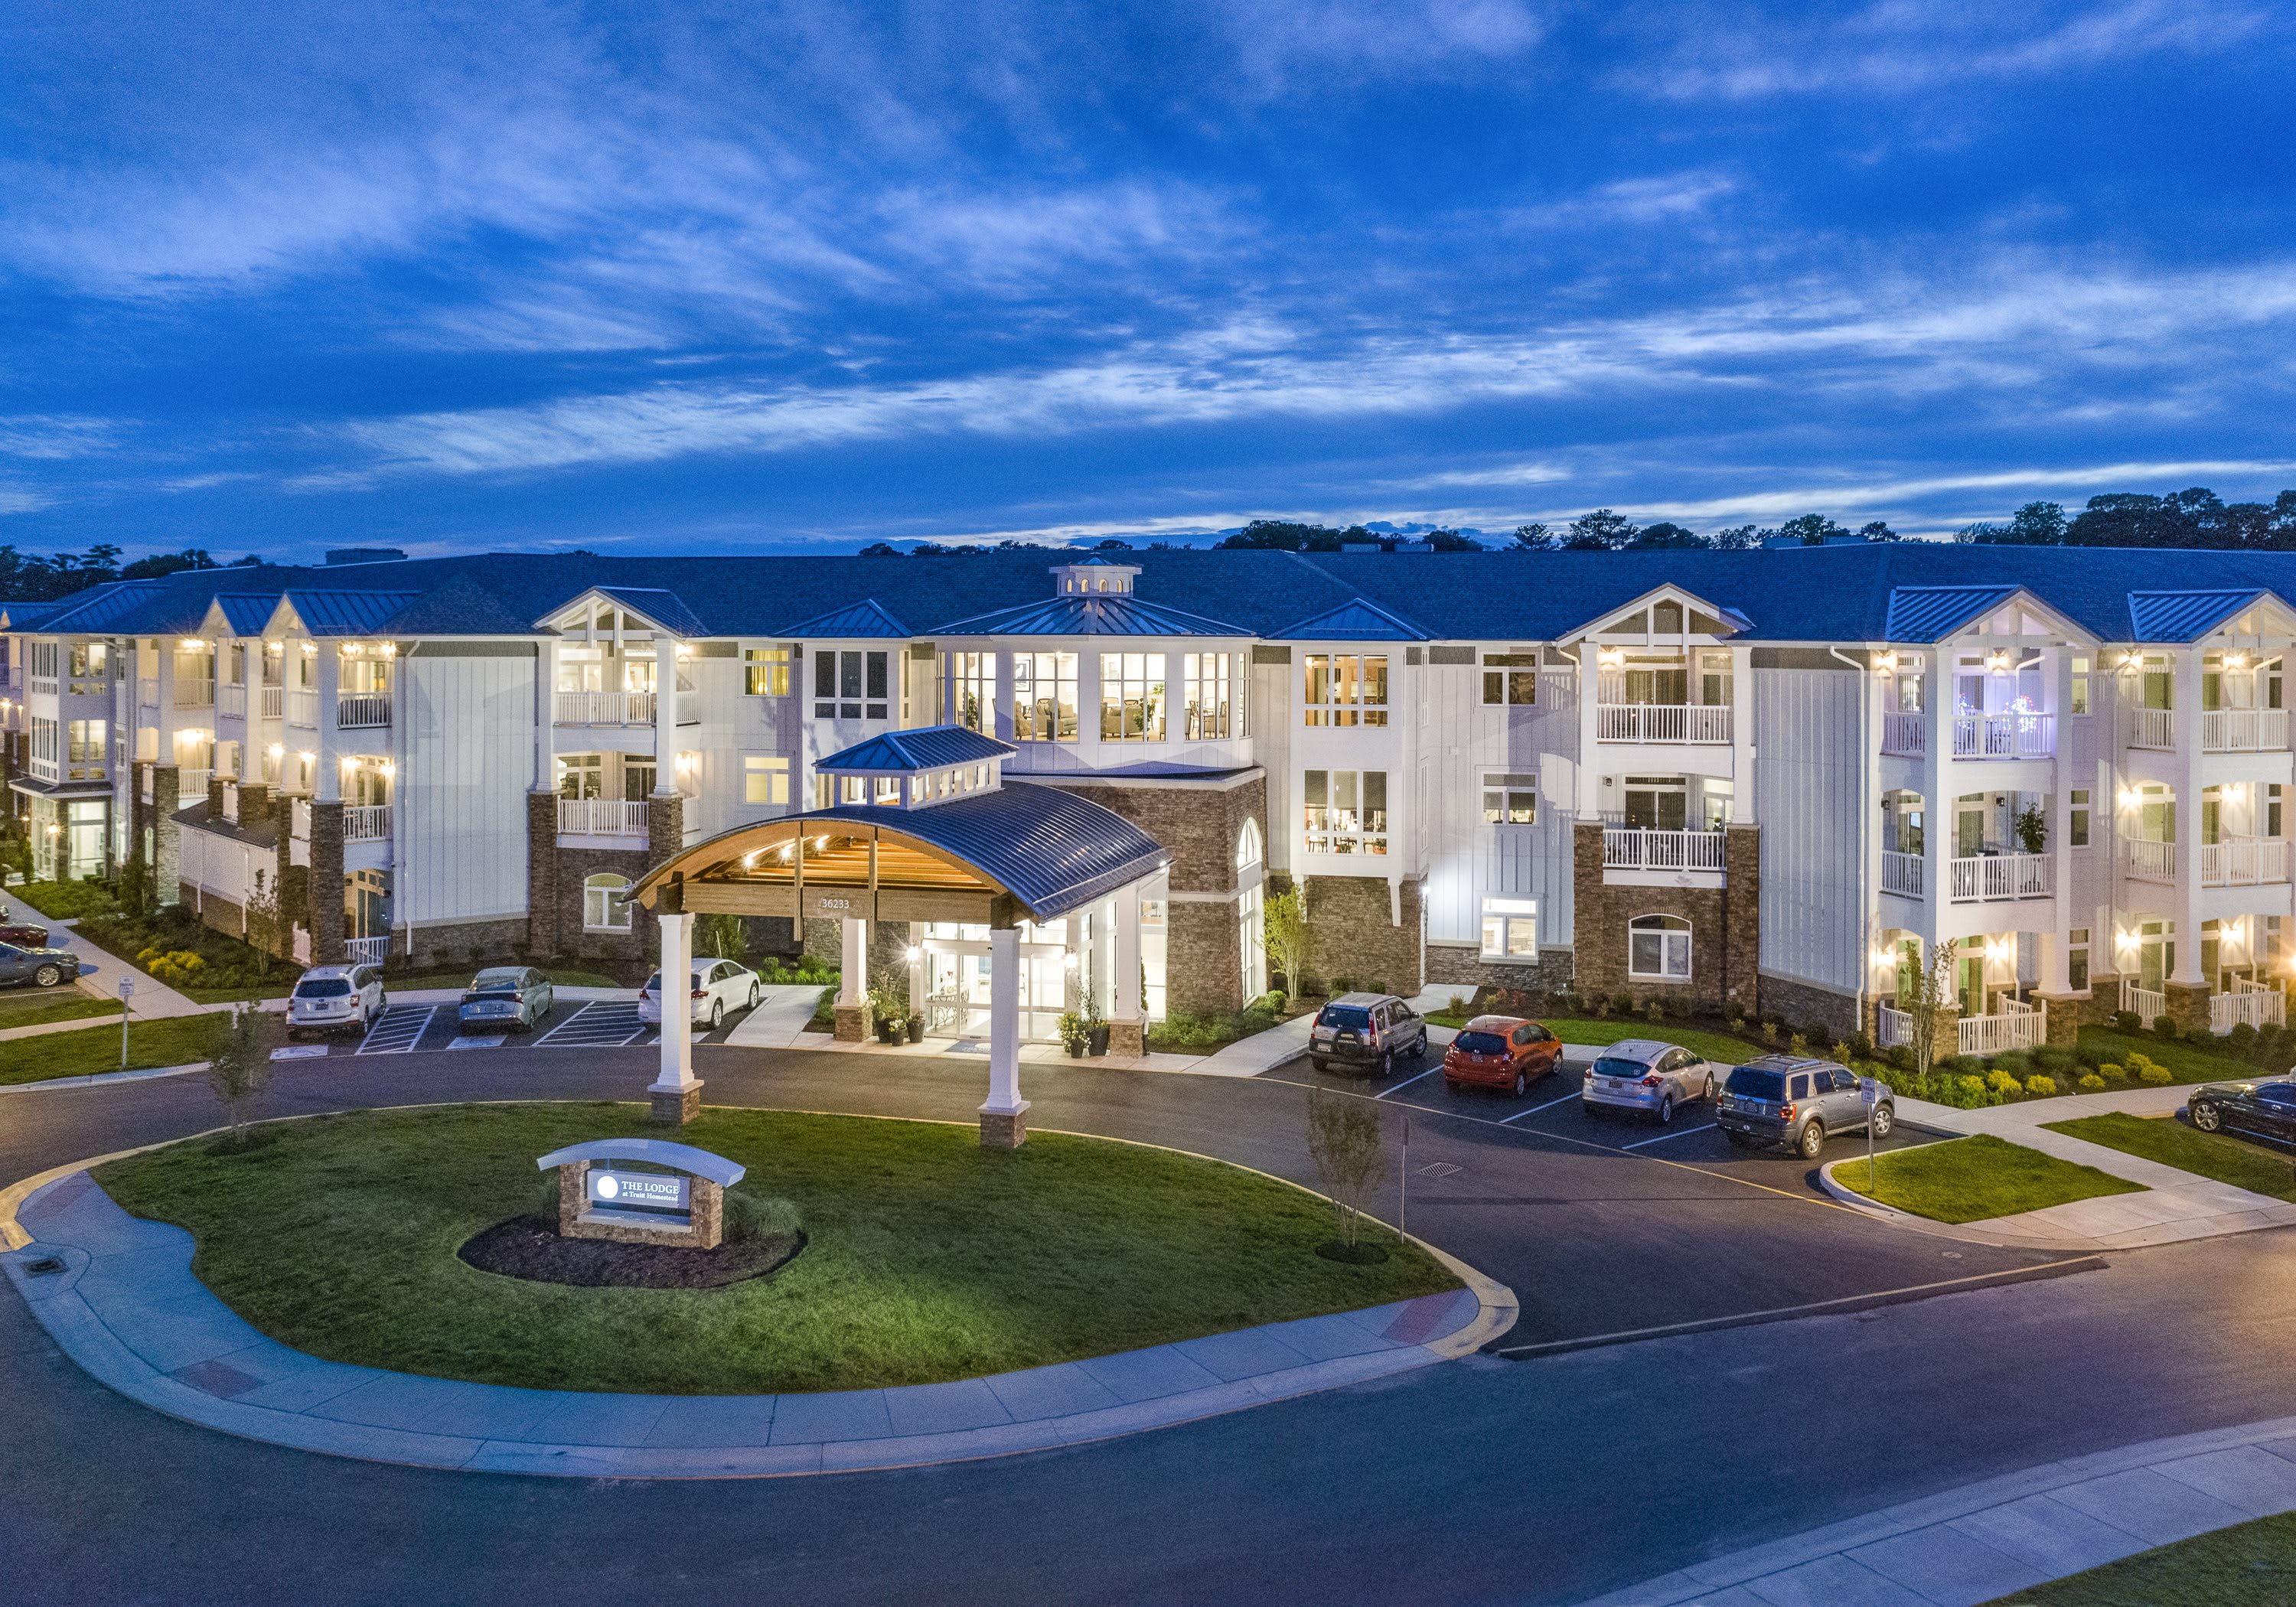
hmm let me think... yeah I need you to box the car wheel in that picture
[1414,1030,1428,1058]
[1378,1047,1394,1079]
[1656,1093,1675,1125]
[1312,1058,1329,1073]
[1703,1072,1717,1101]
[1796,1120,1826,1160]
[748,984,760,1010]
[2193,1101,2223,1133]
[31,963,60,987]
[1870,1103,1895,1139]
[1512,1068,1527,1097]
[708,1000,724,1031]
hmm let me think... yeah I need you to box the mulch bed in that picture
[458,1216,806,1289]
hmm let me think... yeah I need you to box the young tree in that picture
[696,912,747,960]
[243,867,280,976]
[1305,1086,1388,1250]
[1263,885,1309,995]
[204,1004,277,1147]
[1906,942,1960,1083]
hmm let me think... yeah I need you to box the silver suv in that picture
[1717,1054,1895,1159]
[1309,993,1428,1077]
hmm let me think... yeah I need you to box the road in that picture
[6,1036,2296,1605]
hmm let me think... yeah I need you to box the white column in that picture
[2173,647,2206,986]
[653,635,679,791]
[651,910,697,1093]
[1730,642,1756,823]
[1112,883,1143,1022]
[1575,645,1601,820]
[2048,645,2075,990]
[315,643,341,803]
[983,926,1025,1116]
[534,636,557,791]
[839,914,867,1005]
[1926,651,1951,932]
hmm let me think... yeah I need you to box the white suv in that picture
[638,958,760,1030]
[286,964,386,1038]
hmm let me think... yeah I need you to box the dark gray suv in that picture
[1716,1054,1895,1159]
[1308,993,1427,1077]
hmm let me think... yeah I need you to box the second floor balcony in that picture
[2124,837,2177,883]
[344,804,391,843]
[559,797,651,838]
[218,683,247,720]
[1602,826,1724,873]
[2203,708,2289,753]
[1953,711,2051,760]
[2203,836,2291,887]
[1947,851,2053,903]
[338,693,390,730]
[556,689,657,726]
[1595,703,1731,745]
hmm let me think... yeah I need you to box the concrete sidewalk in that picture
[2,1167,1514,1479]
[1193,985,1466,1077]
[1580,1411,2296,1606]
[0,887,207,1019]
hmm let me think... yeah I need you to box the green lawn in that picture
[2077,1026,2253,1086]
[11,878,121,921]
[94,1102,1459,1395]
[2044,1111,2296,1201]
[0,990,121,1028]
[1986,1509,2296,1605]
[1831,1134,2142,1224]
[0,1013,221,1085]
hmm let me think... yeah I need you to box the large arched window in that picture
[1628,914,1691,980]
[1236,817,1263,872]
[584,872,634,933]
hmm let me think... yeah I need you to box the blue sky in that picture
[2,0,2292,560]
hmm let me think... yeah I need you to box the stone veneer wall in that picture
[1423,943,1575,999]
[1759,973,1857,1041]
[1568,822,1760,1015]
[1301,874,1426,999]
[151,766,181,908]
[306,799,345,963]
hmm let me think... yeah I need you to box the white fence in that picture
[2202,708,2289,752]
[1593,703,1732,744]
[1877,1002,1913,1047]
[2201,836,2291,886]
[1601,826,1726,872]
[344,804,391,842]
[344,936,390,966]
[1960,998,2045,1056]
[1947,852,2053,902]
[337,693,390,729]
[2122,979,2167,1025]
[1882,849,1924,898]
[2212,981,2286,1034]
[555,690,656,726]
[2123,838,2177,882]
[2127,706,2174,750]
[559,797,651,836]
[1881,712,1925,756]
[1952,712,2053,759]
[178,767,211,800]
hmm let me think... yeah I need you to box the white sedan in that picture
[638,958,761,1030]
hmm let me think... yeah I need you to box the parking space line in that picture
[1501,1090,1580,1123]
[355,1005,436,1055]
[1374,1065,1444,1100]
[533,1000,651,1048]
[1622,1122,1717,1150]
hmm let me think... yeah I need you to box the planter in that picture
[875,1020,904,1045]
[1065,1038,1086,1058]
[1088,1024,1110,1056]
[906,1014,925,1044]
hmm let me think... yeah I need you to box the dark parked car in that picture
[459,966,556,1033]
[0,921,51,948]
[0,940,74,989]
[1717,1054,1895,1159]
[2186,1080,2296,1146]
[1443,1014,1563,1096]
[1309,993,1427,1077]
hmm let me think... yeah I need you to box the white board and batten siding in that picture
[400,645,535,929]
[1752,661,1864,997]
[177,823,259,910]
[1417,650,1576,951]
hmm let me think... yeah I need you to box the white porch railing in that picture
[292,797,311,841]
[217,683,247,720]
[2202,836,2291,887]
[2127,706,2174,750]
[1882,850,1925,898]
[178,767,211,800]
[2123,838,2177,882]
[1948,852,2053,901]
[1877,1003,1913,1048]
[344,936,390,966]
[558,797,651,836]
[344,804,390,842]
[1594,703,1733,744]
[1881,712,1925,756]
[173,682,214,709]
[1602,826,1726,872]
[337,693,390,729]
[284,689,318,728]
[555,689,657,726]
[137,677,158,709]
[220,782,239,823]
[2213,981,2286,1034]
[1952,712,2053,759]
[260,686,282,719]
[1960,999,2045,1056]
[2122,978,2167,1025]
[2203,708,2290,752]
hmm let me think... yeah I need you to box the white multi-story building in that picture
[4,543,2291,1049]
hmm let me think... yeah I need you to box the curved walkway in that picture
[1,1163,1513,1479]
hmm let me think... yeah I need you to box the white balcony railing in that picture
[2201,836,2291,886]
[217,683,247,720]
[554,689,657,726]
[137,677,158,709]
[178,767,211,800]
[344,804,391,843]
[1881,712,1926,756]
[1947,852,2053,903]
[284,689,318,728]
[173,683,214,710]
[558,797,651,837]
[1594,703,1732,744]
[260,686,283,719]
[1959,999,2045,1056]
[2203,708,2291,753]
[1602,826,1726,873]
[344,936,390,966]
[2123,838,2177,882]
[2122,979,2167,1025]
[2213,982,2286,1034]
[337,693,390,730]
[1952,712,2053,759]
[292,797,311,842]
[2127,706,2174,751]
[1882,849,1925,898]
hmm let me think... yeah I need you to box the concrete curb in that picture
[0,1060,210,1097]
[1812,1153,2110,1254]
[1,1106,1517,1478]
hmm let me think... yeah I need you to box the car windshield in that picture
[473,968,523,987]
[1318,1005,1371,1030]
[1592,1055,1652,1081]
[1453,1031,1507,1054]
[295,978,352,999]
[1727,1068,1786,1101]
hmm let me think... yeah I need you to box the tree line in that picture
[0,544,259,602]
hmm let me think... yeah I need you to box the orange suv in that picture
[1443,1014,1563,1097]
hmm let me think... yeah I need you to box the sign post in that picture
[1399,1111,1411,1239]
[1858,1075,1880,1191]
[118,975,134,1074]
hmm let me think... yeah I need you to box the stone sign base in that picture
[1106,1018,1146,1058]
[556,1159,724,1250]
[651,1083,703,1125]
[978,1105,1029,1150]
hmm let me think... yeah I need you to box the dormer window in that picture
[1052,561,1140,597]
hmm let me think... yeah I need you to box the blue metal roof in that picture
[2126,589,2283,643]
[783,598,912,638]
[39,581,173,634]
[210,593,282,636]
[1275,596,1429,641]
[817,724,1016,774]
[280,588,421,637]
[1881,585,2024,643]
[0,601,64,630]
[584,585,712,638]
[938,592,1244,637]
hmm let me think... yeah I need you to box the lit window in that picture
[743,755,789,806]
[583,874,633,932]
[2069,788,2090,847]
[1099,652,1167,742]
[1182,652,1232,738]
[2068,927,2090,993]
[1303,769,1388,856]
[1482,772,1536,825]
[1480,654,1538,706]
[1012,652,1078,742]
[946,652,994,732]
[1480,898,1538,960]
[1303,654,1388,727]
[1236,818,1263,870]
[2069,655,2090,716]
[744,646,791,696]
[1628,914,1692,980]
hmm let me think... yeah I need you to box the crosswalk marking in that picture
[356,1004,436,1055]
[533,1000,651,1048]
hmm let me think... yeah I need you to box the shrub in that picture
[1789,1032,1808,1056]
[2078,1074,2106,1092]
[2099,1062,2125,1081]
[2189,1028,2217,1048]
[2229,1022,2259,1054]
[1986,1069,2024,1097]
[2152,1015,2177,1037]
[2111,1010,2142,1033]
[2139,1062,2174,1086]
[1447,993,1468,1015]
[1955,1074,1991,1107]
[2025,1074,2058,1097]
[1944,1054,1985,1078]
[1331,975,1356,996]
[1847,1032,1876,1062]
[1724,1001,1746,1027]
[722,1191,803,1244]
[1645,1000,1665,1022]
[2036,1047,2077,1077]
[1884,1044,1914,1073]
[1992,1050,2034,1081]
[1665,995,1693,1022]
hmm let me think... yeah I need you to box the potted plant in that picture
[868,980,907,1045]
[1058,1009,1088,1057]
[1081,986,1109,1055]
[906,1010,925,1043]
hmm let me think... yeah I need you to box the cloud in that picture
[0,416,119,461]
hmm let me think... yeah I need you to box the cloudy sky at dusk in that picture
[2,0,2291,561]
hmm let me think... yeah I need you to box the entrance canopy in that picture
[632,781,1171,928]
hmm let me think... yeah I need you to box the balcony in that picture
[173,682,214,710]
[284,689,318,728]
[1602,826,1725,873]
[556,689,656,726]
[2128,706,2174,751]
[261,686,282,720]
[2123,838,2177,883]
[1947,852,2053,903]
[179,767,211,800]
[138,677,158,709]
[338,693,390,730]
[344,804,391,843]
[559,797,651,838]
[2201,836,2291,887]
[2203,708,2290,752]
[1595,703,1731,744]
[2213,980,2286,1034]
[1952,712,2052,760]
[1881,712,1925,757]
[1881,849,1924,898]
[217,683,247,720]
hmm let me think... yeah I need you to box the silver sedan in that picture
[1580,1038,1723,1125]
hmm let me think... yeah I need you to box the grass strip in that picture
[1830,1133,2141,1224]
[1986,1508,2296,1605]
[0,994,123,1029]
[2043,1111,2296,1201]
[0,1013,219,1085]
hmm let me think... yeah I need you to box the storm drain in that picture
[21,1256,65,1276]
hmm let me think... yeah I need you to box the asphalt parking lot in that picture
[277,994,797,1058]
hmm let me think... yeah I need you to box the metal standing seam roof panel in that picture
[782,598,914,638]
[816,724,1016,773]
[210,592,283,636]
[2125,589,2283,644]
[278,588,422,637]
[1275,596,1431,641]
[36,581,174,634]
[581,585,713,638]
[1880,586,2024,644]
[935,593,1247,637]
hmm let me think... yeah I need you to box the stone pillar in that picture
[526,790,559,957]
[2163,980,2212,1037]
[1723,823,1762,1017]
[306,798,345,963]
[651,909,702,1123]
[152,764,181,908]
[644,791,683,953]
[206,773,225,816]
[1108,882,1145,1058]
[980,924,1027,1148]
[834,914,869,1041]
